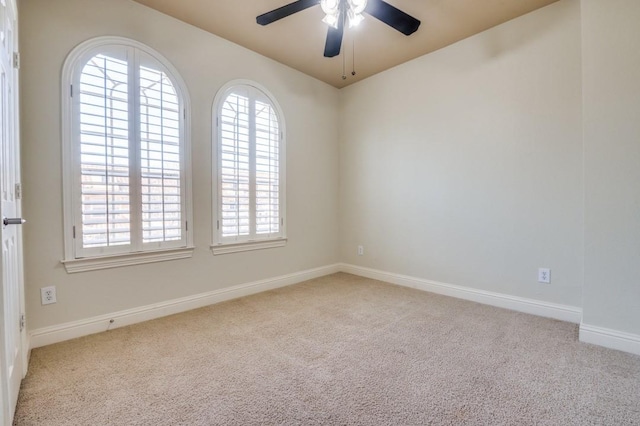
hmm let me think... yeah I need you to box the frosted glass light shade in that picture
[322,13,339,29]
[347,0,368,14]
[320,0,340,15]
[347,10,364,27]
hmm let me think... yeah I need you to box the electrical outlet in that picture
[357,245,364,256]
[538,268,551,284]
[41,286,57,305]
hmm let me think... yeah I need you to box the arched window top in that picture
[64,36,189,107]
[214,80,285,133]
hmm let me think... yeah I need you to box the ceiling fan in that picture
[257,0,421,58]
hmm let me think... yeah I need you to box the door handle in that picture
[2,217,26,226]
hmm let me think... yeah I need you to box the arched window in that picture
[62,37,193,271]
[212,81,286,254]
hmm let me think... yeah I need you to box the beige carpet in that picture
[14,273,640,425]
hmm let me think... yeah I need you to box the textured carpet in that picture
[14,273,640,425]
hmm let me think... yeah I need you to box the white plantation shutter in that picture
[216,83,284,245]
[220,93,251,238]
[79,52,131,249]
[139,59,183,244]
[69,40,189,259]
[254,100,280,235]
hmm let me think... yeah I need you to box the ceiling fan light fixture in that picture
[321,0,340,28]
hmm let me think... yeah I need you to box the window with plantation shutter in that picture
[213,81,286,253]
[62,37,193,271]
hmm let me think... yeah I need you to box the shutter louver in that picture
[79,54,130,248]
[139,64,182,243]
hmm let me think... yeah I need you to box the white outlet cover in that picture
[41,286,57,305]
[538,268,551,284]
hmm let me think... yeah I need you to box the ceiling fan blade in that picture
[257,0,319,26]
[364,0,420,36]
[324,14,344,57]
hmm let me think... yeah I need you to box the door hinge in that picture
[20,314,25,332]
[185,221,188,232]
[217,220,220,230]
[73,226,76,239]
[281,218,284,226]
[15,183,21,199]
[13,52,20,69]
[70,84,73,97]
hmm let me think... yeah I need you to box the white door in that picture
[0,0,24,424]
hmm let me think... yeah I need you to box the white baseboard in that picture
[29,263,341,349]
[339,263,583,324]
[29,262,640,358]
[579,323,640,356]
[30,260,640,360]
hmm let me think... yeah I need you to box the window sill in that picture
[62,247,195,273]
[210,238,287,255]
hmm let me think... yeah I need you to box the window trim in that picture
[61,247,195,274]
[211,79,287,254]
[61,36,194,271]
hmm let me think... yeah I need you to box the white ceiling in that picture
[131,0,559,88]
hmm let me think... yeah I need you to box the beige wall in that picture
[339,0,584,307]
[19,0,340,329]
[581,0,640,335]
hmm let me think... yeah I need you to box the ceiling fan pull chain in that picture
[342,45,347,80]
[352,37,357,76]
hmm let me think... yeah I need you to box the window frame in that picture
[211,80,287,255]
[61,36,194,272]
